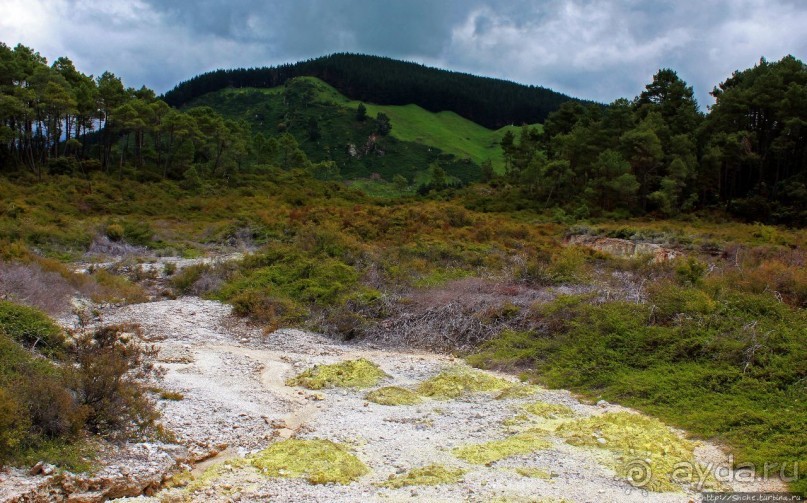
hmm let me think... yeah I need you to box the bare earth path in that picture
[83,295,777,503]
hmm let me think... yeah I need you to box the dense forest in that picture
[162,53,583,129]
[489,57,807,225]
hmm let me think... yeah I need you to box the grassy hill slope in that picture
[187,77,541,185]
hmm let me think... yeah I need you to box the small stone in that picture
[29,461,44,475]
[597,438,607,445]
[596,400,609,407]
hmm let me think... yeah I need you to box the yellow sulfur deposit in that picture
[453,430,550,465]
[379,464,465,488]
[251,438,369,485]
[365,386,423,405]
[286,358,388,389]
[417,365,511,399]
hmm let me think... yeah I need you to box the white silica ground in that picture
[83,295,776,503]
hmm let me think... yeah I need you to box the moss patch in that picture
[495,384,539,400]
[251,438,369,485]
[514,467,553,479]
[365,386,422,406]
[556,412,708,492]
[523,401,575,419]
[286,358,387,390]
[379,464,465,488]
[417,366,511,399]
[453,431,550,465]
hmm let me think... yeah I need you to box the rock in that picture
[161,444,191,463]
[596,400,609,407]
[29,461,45,475]
[41,463,57,475]
[596,438,607,445]
[67,491,105,503]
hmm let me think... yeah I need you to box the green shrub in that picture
[647,282,716,321]
[105,223,125,241]
[0,387,29,464]
[0,300,65,357]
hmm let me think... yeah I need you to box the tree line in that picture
[0,43,251,181]
[162,53,585,129]
[495,57,806,225]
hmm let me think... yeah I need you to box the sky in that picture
[2,0,806,109]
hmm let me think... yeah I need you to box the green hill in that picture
[186,77,541,186]
[163,53,584,129]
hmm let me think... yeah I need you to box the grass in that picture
[453,430,550,465]
[365,386,422,406]
[251,438,369,484]
[306,75,541,172]
[416,365,511,400]
[379,464,465,488]
[286,358,388,389]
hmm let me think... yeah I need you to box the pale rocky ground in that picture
[0,254,784,503]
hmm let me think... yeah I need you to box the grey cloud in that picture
[2,0,805,107]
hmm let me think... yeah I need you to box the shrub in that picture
[71,325,159,436]
[105,223,125,242]
[646,282,716,322]
[0,387,28,464]
[0,300,66,356]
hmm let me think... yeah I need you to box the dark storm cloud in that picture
[2,0,805,107]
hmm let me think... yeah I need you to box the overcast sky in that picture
[2,0,806,108]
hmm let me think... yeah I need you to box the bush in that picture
[646,282,716,322]
[0,387,28,464]
[105,223,125,242]
[71,325,159,436]
[0,300,66,356]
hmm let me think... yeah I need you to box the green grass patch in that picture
[416,365,511,400]
[453,431,550,465]
[379,464,465,488]
[365,386,422,406]
[286,358,388,389]
[251,438,369,484]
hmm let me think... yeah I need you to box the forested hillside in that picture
[163,53,582,129]
[0,42,805,222]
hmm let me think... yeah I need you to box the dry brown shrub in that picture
[0,262,76,315]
